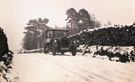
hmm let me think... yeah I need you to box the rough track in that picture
[37,55,114,82]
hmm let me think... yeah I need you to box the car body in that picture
[44,29,76,56]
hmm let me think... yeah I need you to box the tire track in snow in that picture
[55,57,114,82]
[44,55,114,82]
[35,55,92,82]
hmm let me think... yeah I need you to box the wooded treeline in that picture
[70,24,135,46]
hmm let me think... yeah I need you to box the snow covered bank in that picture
[78,45,135,63]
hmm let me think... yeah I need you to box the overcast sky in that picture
[0,0,135,52]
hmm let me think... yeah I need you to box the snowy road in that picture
[8,53,135,82]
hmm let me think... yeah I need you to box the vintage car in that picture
[44,29,77,56]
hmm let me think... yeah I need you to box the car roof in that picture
[46,29,69,31]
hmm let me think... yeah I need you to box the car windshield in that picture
[47,30,68,39]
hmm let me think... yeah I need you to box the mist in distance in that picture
[0,0,135,52]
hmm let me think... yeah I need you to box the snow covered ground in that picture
[5,53,135,82]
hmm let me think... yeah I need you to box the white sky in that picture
[0,0,135,52]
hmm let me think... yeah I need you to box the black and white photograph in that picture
[0,0,135,82]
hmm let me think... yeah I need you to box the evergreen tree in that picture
[65,8,101,35]
[0,27,13,81]
[23,18,51,50]
[66,8,80,34]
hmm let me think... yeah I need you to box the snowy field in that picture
[5,53,135,82]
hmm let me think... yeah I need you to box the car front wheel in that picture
[71,49,76,56]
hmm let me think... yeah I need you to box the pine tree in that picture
[23,18,51,50]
